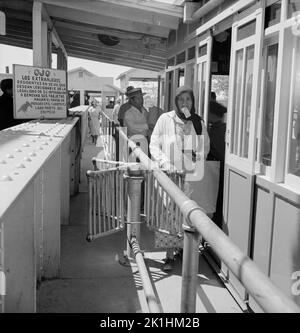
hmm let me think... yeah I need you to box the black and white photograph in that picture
[0,0,299,320]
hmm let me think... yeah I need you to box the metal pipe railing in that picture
[129,236,162,313]
[125,166,162,313]
[114,126,300,313]
[98,111,300,313]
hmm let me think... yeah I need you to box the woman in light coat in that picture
[88,99,101,144]
[149,85,217,271]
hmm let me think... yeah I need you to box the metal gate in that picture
[86,168,127,241]
[145,170,185,236]
[87,165,186,242]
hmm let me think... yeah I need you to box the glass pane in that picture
[288,0,300,18]
[231,49,244,155]
[196,64,201,116]
[198,44,207,57]
[261,43,278,167]
[185,63,194,89]
[167,71,174,111]
[288,41,300,177]
[178,68,185,87]
[200,62,207,117]
[176,51,186,65]
[240,45,255,158]
[265,1,281,28]
[188,46,196,60]
[167,57,175,68]
[237,20,256,41]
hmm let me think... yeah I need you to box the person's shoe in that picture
[162,258,174,272]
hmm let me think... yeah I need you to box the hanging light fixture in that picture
[98,34,120,46]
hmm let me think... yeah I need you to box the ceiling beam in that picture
[0,35,32,49]
[64,44,165,68]
[53,20,163,43]
[40,0,180,30]
[40,0,183,18]
[59,36,166,62]
[55,29,167,57]
[68,49,163,72]
[45,4,170,38]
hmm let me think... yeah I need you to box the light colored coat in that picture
[124,105,149,138]
[150,110,219,214]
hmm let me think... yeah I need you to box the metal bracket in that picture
[124,221,142,225]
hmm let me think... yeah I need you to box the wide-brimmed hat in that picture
[126,87,145,99]
[125,86,135,97]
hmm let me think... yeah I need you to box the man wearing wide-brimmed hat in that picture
[117,86,134,126]
[123,87,149,139]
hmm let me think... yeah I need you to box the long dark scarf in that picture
[190,113,202,136]
[187,114,203,161]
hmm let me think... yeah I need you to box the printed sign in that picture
[13,64,67,119]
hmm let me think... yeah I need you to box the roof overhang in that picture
[0,0,185,71]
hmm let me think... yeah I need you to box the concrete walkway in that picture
[36,135,244,313]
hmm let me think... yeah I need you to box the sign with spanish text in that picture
[13,64,67,119]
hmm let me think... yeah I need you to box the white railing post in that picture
[125,166,144,259]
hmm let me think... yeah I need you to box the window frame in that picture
[226,8,264,174]
[284,34,300,191]
[255,35,280,178]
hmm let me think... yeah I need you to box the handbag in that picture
[185,160,220,214]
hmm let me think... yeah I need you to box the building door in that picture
[223,7,264,300]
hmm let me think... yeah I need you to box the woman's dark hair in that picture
[0,78,13,93]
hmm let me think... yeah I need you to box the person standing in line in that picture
[118,86,134,127]
[0,78,23,130]
[112,96,122,125]
[207,91,227,229]
[112,96,122,160]
[88,98,101,144]
[143,94,164,138]
[123,87,149,141]
[149,85,211,271]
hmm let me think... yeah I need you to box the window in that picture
[231,49,244,155]
[261,43,279,167]
[237,20,256,41]
[188,46,196,60]
[176,51,186,65]
[288,0,300,18]
[167,57,175,68]
[288,40,300,177]
[241,46,254,158]
[265,1,281,28]
[167,71,174,111]
[79,71,83,78]
[177,68,185,87]
[230,46,255,158]
[198,44,207,57]
[197,61,207,117]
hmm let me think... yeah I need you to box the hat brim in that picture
[127,92,146,98]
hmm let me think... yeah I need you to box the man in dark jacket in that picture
[0,78,21,130]
[118,86,134,127]
[207,93,227,229]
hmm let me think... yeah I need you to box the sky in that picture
[0,44,132,87]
